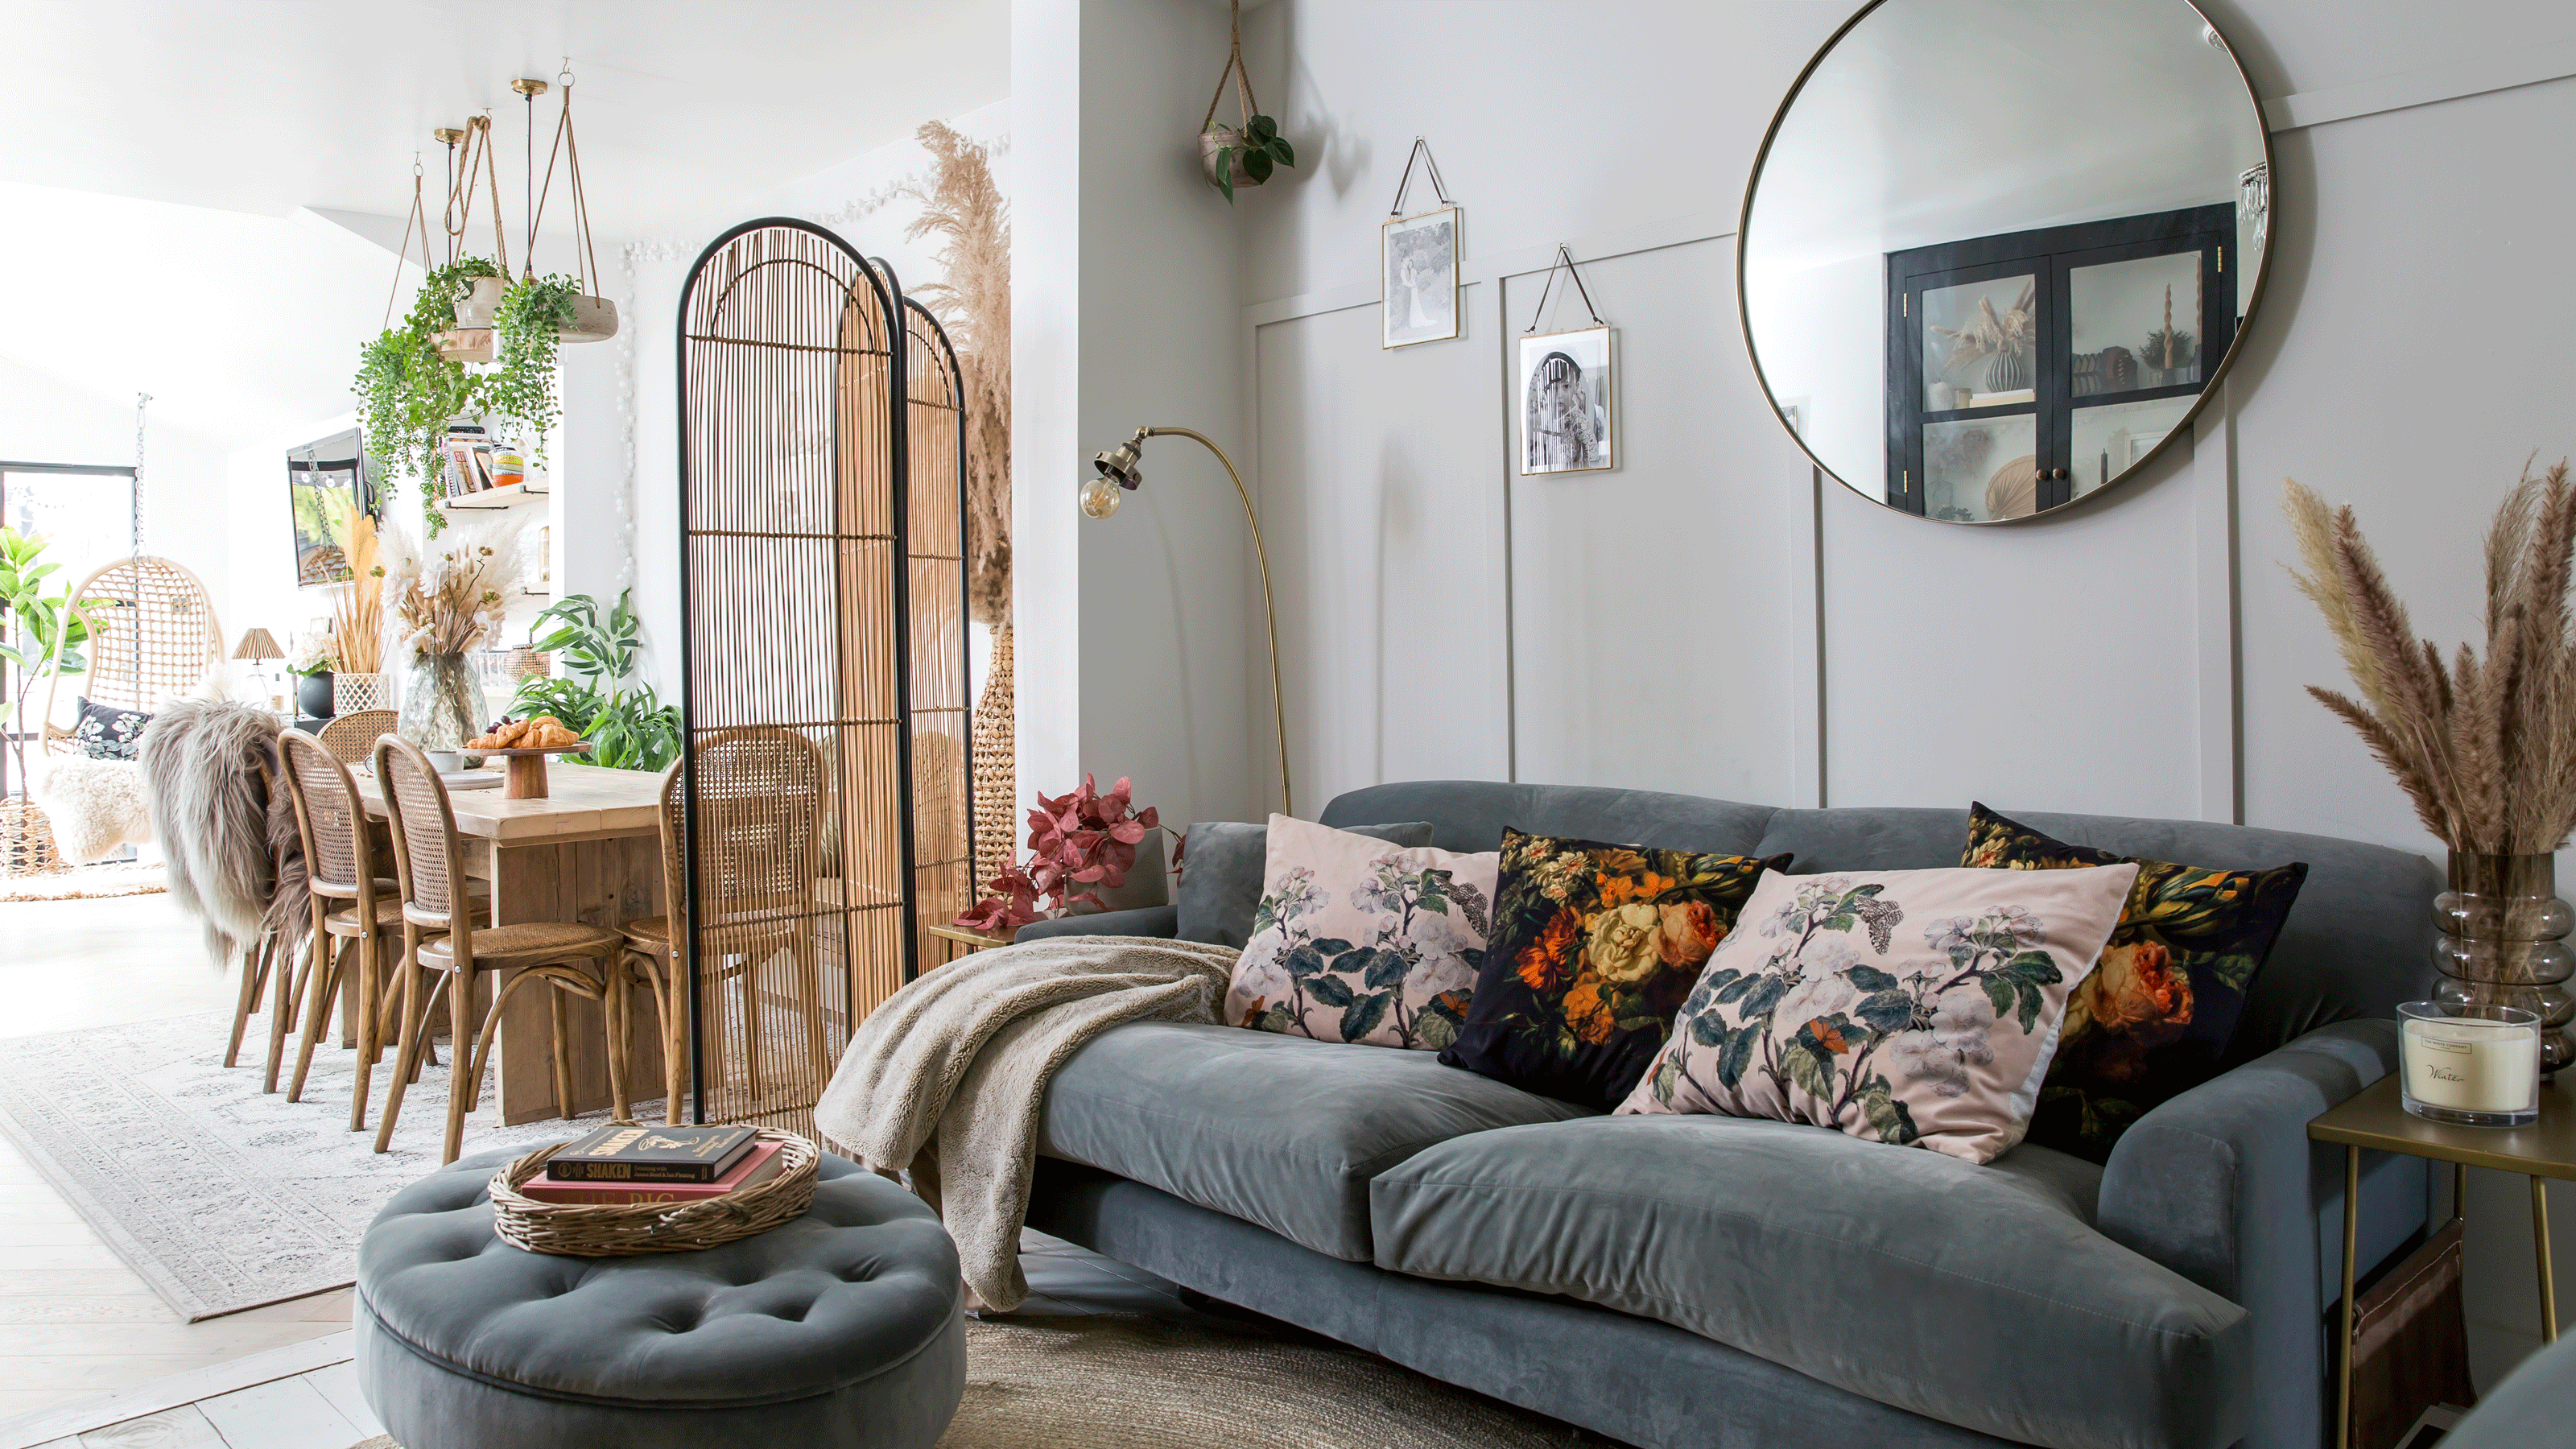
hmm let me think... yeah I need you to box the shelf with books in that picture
[444,478,551,510]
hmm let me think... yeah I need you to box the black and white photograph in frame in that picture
[1518,325,1615,474]
[1382,205,1460,348]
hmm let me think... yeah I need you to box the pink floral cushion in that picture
[1226,814,1500,1051]
[1616,863,2137,1163]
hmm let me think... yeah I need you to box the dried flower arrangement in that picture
[903,121,1011,627]
[327,502,387,674]
[2283,460,2576,854]
[956,774,1162,934]
[385,525,522,658]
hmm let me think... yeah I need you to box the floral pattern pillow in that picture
[1226,814,1499,1051]
[1437,830,1785,1108]
[1962,803,2309,1161]
[72,696,152,760]
[1619,863,2136,1164]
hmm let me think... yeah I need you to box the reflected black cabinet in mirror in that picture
[1886,204,2235,522]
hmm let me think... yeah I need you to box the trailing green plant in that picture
[1206,114,1294,204]
[486,273,581,460]
[0,526,94,791]
[506,589,681,771]
[354,256,499,537]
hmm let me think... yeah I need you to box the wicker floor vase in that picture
[972,623,1017,894]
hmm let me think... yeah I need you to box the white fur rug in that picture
[0,1009,663,1319]
[27,755,154,864]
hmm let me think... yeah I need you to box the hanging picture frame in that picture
[1517,246,1615,474]
[1382,140,1460,349]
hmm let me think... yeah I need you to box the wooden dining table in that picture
[353,759,669,1126]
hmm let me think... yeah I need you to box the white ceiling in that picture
[0,0,1010,236]
[0,0,1008,451]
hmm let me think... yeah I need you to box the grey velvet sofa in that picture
[1018,781,2442,1449]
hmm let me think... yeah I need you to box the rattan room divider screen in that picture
[675,220,968,1131]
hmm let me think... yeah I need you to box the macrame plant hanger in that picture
[442,113,510,279]
[1201,0,1259,143]
[1385,137,1452,219]
[1522,244,1606,335]
[383,154,436,332]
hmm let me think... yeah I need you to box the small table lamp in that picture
[233,627,284,708]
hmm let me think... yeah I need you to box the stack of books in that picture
[520,1124,786,1207]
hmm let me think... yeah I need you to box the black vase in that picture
[297,671,336,720]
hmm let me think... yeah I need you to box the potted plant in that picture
[288,628,338,719]
[486,274,580,461]
[506,590,681,771]
[355,257,497,535]
[1195,0,1294,204]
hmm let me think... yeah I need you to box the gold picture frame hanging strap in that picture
[1199,0,1259,134]
[1522,244,1605,333]
[1386,138,1452,217]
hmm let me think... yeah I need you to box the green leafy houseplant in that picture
[486,273,580,460]
[355,257,498,537]
[1205,114,1294,204]
[0,527,93,791]
[507,590,681,772]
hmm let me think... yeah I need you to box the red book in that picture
[518,1141,786,1206]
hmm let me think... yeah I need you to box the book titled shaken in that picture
[544,1124,758,1183]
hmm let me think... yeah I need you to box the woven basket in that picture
[488,1128,819,1257]
[334,671,391,714]
[0,801,64,878]
[970,622,1017,894]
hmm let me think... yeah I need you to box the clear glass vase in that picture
[398,651,485,763]
[2434,852,2575,1076]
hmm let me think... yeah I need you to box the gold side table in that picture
[2309,1072,2576,1449]
[926,923,1015,956]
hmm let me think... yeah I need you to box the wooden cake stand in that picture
[475,741,592,799]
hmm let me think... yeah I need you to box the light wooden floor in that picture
[0,891,357,1426]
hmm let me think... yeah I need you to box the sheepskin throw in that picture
[27,754,155,865]
[137,701,307,971]
[814,934,1239,1312]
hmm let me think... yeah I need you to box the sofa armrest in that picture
[1014,905,1180,942]
[2095,1018,2408,1449]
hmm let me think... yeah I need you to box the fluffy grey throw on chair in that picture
[814,935,1240,1312]
[137,700,308,971]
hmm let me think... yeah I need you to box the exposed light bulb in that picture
[1080,473,1124,519]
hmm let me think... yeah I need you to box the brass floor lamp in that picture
[1081,426,1292,817]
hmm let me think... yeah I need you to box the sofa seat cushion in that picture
[1037,1020,1594,1261]
[1369,1114,2250,1449]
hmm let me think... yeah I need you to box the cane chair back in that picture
[279,731,374,900]
[375,735,471,939]
[41,556,225,755]
[687,727,828,919]
[317,710,399,766]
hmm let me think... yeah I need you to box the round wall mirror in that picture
[1740,0,2273,523]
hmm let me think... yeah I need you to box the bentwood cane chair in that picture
[372,735,633,1163]
[316,709,399,766]
[616,729,833,1122]
[275,731,483,1129]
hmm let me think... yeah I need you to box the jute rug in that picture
[346,1313,1609,1448]
[0,1008,643,1320]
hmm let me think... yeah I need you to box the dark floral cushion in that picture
[1961,803,2309,1162]
[72,696,152,761]
[1437,828,1786,1108]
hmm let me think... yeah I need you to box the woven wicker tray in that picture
[488,1127,819,1257]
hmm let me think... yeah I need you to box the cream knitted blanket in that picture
[813,933,1239,1311]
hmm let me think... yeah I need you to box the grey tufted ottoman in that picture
[355,1149,965,1449]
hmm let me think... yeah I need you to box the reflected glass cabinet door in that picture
[1888,203,2235,520]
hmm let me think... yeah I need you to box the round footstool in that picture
[355,1148,964,1449]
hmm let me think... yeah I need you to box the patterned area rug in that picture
[0,1009,654,1320]
[0,860,166,901]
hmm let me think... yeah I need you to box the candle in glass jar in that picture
[2398,1001,2541,1126]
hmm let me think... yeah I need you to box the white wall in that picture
[1222,0,2576,1386]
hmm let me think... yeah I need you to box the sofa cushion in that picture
[1962,803,2310,1162]
[1370,1114,2249,1449]
[1226,814,1496,1049]
[1752,805,2438,1064]
[1178,819,1433,947]
[1037,1020,1593,1261]
[1321,780,1776,857]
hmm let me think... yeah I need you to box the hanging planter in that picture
[526,64,620,345]
[452,275,509,328]
[559,294,618,342]
[1196,0,1294,204]
[434,327,493,363]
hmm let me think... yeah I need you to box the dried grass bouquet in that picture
[384,514,525,658]
[2283,459,2576,855]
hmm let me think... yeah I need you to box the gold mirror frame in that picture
[1736,0,2280,525]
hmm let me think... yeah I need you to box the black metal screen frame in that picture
[673,217,914,1127]
[901,297,976,970]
